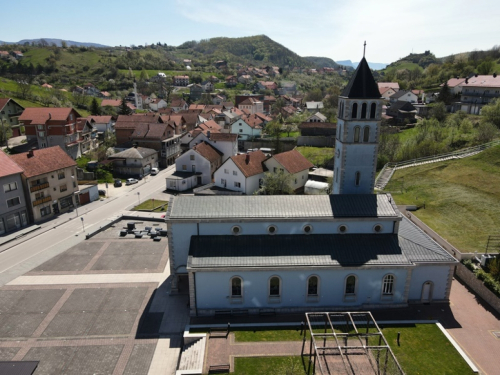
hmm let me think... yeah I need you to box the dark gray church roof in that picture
[168,194,398,220]
[341,57,381,99]
[187,217,456,269]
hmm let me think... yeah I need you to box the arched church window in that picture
[351,103,358,118]
[370,103,377,118]
[337,124,341,140]
[361,103,367,119]
[339,102,344,118]
[355,171,361,186]
[307,276,319,296]
[382,274,395,295]
[354,127,360,143]
[231,276,242,297]
[345,275,356,296]
[269,276,281,297]
[363,126,370,142]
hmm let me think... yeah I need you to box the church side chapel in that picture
[166,53,457,317]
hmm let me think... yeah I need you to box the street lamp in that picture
[137,192,140,205]
[81,217,85,231]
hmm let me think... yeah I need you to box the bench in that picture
[209,364,230,373]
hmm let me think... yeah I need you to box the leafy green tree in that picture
[477,59,494,75]
[266,116,283,153]
[429,102,447,122]
[255,170,294,195]
[476,122,497,143]
[437,81,453,105]
[118,97,132,115]
[480,98,500,128]
[90,97,101,115]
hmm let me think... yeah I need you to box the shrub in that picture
[462,259,475,272]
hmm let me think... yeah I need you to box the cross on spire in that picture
[363,41,366,58]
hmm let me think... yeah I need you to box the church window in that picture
[354,127,360,143]
[345,275,357,296]
[355,171,361,186]
[361,103,367,119]
[363,126,370,142]
[231,277,242,297]
[382,274,395,295]
[373,224,383,233]
[351,103,358,118]
[339,102,344,118]
[337,124,341,140]
[303,224,313,234]
[307,276,318,296]
[338,225,348,234]
[370,103,377,118]
[267,225,277,235]
[269,276,281,297]
[231,225,241,235]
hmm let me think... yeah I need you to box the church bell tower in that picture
[332,51,382,195]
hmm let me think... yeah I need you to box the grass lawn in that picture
[228,324,473,375]
[280,131,300,138]
[296,146,334,167]
[383,145,500,253]
[132,199,168,212]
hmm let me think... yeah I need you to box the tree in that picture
[476,122,497,143]
[118,97,132,115]
[437,81,453,105]
[16,76,32,99]
[265,116,284,153]
[480,98,500,128]
[255,170,294,195]
[90,97,101,115]
[72,92,89,109]
[429,102,447,122]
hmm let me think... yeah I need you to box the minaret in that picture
[332,47,382,195]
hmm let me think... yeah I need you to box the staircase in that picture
[176,336,206,375]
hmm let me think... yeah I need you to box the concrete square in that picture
[127,254,163,270]
[13,289,65,313]
[105,241,166,256]
[63,345,123,375]
[41,311,97,337]
[101,287,149,311]
[0,313,46,338]
[22,347,78,375]
[59,288,108,312]
[91,255,130,271]
[31,242,100,272]
[89,310,138,335]
[0,347,21,361]
[0,290,25,313]
[123,344,157,375]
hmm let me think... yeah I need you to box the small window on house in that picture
[294,178,297,184]
[351,103,358,118]
[58,171,65,180]
[60,184,67,192]
[221,178,226,186]
[239,129,243,133]
[373,224,383,233]
[233,171,237,176]
[3,182,17,192]
[345,275,357,296]
[224,169,229,174]
[190,155,195,160]
[6,197,21,208]
[267,225,277,235]
[182,165,187,171]
[234,181,241,188]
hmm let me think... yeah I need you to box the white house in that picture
[206,132,238,162]
[238,98,264,115]
[305,101,324,112]
[389,90,418,104]
[264,149,314,191]
[166,56,457,317]
[441,78,466,96]
[87,115,115,139]
[460,74,500,115]
[170,99,189,112]
[180,130,209,150]
[214,151,268,194]
[230,118,262,141]
[148,98,168,112]
[306,112,327,122]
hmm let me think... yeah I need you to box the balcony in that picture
[30,182,49,192]
[33,196,52,207]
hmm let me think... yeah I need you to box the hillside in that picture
[303,56,339,69]
[1,38,108,48]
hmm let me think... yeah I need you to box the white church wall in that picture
[168,222,198,272]
[194,268,409,313]
[407,265,451,301]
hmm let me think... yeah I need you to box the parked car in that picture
[126,178,139,185]
[98,189,106,196]
[150,167,159,176]
[114,179,122,187]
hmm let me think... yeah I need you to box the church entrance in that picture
[421,281,433,303]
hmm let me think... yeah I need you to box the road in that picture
[0,166,175,286]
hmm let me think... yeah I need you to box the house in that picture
[189,84,204,101]
[278,81,297,95]
[166,56,456,317]
[230,118,262,143]
[385,101,417,123]
[201,80,214,92]
[389,90,418,104]
[101,99,136,112]
[10,146,78,223]
[306,112,327,122]
[83,83,100,97]
[130,123,172,152]
[377,82,400,92]
[0,98,24,137]
[19,107,96,159]
[441,78,467,97]
[255,81,278,92]
[238,97,264,115]
[0,151,29,234]
[41,83,53,89]
[108,147,158,178]
[379,87,397,101]
[148,98,168,112]
[170,98,188,112]
[206,132,238,162]
[225,76,238,87]
[12,51,23,59]
[305,101,324,112]
[167,142,223,191]
[74,118,99,156]
[460,74,500,115]
[180,130,209,150]
[281,105,298,117]
[264,149,313,191]
[0,51,10,60]
[214,150,268,194]
[173,75,190,86]
[238,75,253,84]
[87,115,115,139]
[298,122,336,136]
[161,134,182,166]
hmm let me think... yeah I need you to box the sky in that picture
[1,0,499,64]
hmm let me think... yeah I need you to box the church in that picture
[166,57,457,317]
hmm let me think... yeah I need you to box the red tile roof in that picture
[0,150,24,177]
[88,115,113,123]
[10,146,76,178]
[271,149,314,174]
[101,99,122,107]
[377,82,400,90]
[192,141,223,163]
[209,133,238,142]
[0,98,10,110]
[231,150,268,177]
[19,107,80,125]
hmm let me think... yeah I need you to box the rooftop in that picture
[9,146,76,178]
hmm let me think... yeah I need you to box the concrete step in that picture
[177,337,206,373]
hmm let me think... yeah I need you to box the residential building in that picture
[173,76,189,86]
[166,56,456,317]
[306,112,327,122]
[190,84,204,101]
[389,90,418,104]
[379,87,397,101]
[201,80,214,92]
[87,116,115,140]
[148,98,168,112]
[441,78,467,97]
[205,132,238,162]
[171,99,189,112]
[225,76,238,87]
[214,151,268,194]
[108,147,158,178]
[230,118,262,146]
[10,147,78,223]
[161,135,182,166]
[101,99,136,112]
[385,101,417,123]
[238,97,264,115]
[460,74,500,115]
[377,82,400,92]
[278,81,297,95]
[0,98,24,138]
[254,81,278,92]
[263,149,313,191]
[305,101,324,112]
[0,151,29,234]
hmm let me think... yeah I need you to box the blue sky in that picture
[1,0,499,64]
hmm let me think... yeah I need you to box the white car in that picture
[126,178,139,185]
[150,168,159,175]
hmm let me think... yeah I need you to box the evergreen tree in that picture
[90,97,101,115]
[118,97,132,115]
[437,81,453,104]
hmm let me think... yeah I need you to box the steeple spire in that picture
[363,41,366,58]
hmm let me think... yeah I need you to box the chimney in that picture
[207,130,211,139]
[48,112,51,120]
[245,153,250,164]
[27,147,36,158]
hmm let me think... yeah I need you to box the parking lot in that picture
[0,219,189,375]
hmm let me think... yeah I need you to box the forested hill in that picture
[179,35,314,68]
[303,56,339,69]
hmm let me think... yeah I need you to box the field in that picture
[296,146,334,167]
[383,144,500,253]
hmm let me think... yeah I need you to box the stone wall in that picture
[454,263,500,314]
